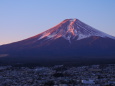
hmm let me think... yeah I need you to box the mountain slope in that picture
[38,19,114,42]
[0,19,115,66]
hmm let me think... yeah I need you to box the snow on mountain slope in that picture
[38,19,115,43]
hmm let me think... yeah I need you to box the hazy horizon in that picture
[0,0,115,45]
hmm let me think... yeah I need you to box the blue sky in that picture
[0,0,115,45]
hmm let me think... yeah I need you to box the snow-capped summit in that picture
[38,19,115,43]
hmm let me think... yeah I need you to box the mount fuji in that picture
[0,19,115,66]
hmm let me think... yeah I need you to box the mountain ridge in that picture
[37,18,115,43]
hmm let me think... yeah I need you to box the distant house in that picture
[82,79,95,84]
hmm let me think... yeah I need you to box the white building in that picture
[82,79,95,84]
